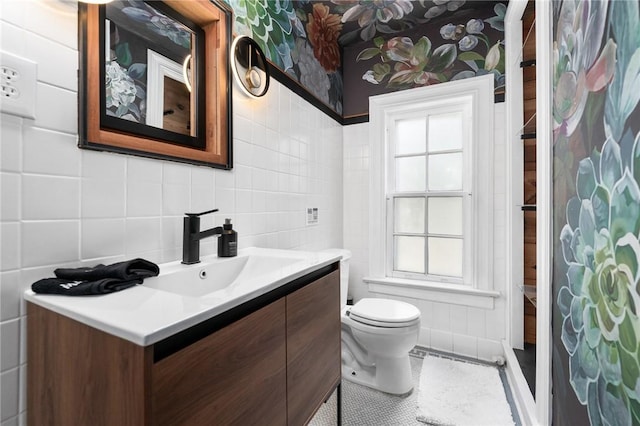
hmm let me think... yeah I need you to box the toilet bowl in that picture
[323,249,421,395]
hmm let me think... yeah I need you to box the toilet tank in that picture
[321,249,351,307]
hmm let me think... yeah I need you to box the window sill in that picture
[363,277,500,309]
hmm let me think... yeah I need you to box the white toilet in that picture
[324,249,421,395]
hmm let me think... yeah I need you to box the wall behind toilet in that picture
[0,1,343,423]
[343,104,509,361]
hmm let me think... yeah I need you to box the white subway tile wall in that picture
[0,2,343,423]
[342,123,370,302]
[343,104,509,362]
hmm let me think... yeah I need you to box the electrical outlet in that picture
[0,51,36,119]
[1,84,20,99]
[1,65,20,82]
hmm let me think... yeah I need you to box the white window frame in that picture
[366,74,499,307]
[386,103,473,285]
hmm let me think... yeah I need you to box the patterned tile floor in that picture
[310,349,521,426]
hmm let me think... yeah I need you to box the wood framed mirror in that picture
[78,0,233,169]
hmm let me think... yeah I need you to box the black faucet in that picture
[182,209,223,264]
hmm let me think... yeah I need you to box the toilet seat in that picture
[348,298,420,328]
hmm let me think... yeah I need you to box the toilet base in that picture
[341,354,414,395]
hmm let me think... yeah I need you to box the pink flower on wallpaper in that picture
[307,3,343,72]
[553,1,615,139]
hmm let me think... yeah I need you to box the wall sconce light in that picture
[230,35,269,99]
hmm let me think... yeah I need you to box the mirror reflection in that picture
[104,1,196,136]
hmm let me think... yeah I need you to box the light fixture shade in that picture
[231,35,269,99]
[78,0,114,4]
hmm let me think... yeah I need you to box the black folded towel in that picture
[54,258,159,281]
[32,277,142,296]
[32,258,159,296]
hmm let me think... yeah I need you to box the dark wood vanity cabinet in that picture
[27,303,151,426]
[287,271,341,425]
[152,298,288,425]
[27,265,340,426]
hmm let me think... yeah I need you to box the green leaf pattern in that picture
[556,1,640,416]
[355,3,506,91]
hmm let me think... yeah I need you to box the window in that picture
[368,75,495,295]
[387,106,471,284]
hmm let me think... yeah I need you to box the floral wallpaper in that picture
[227,0,345,115]
[553,1,640,425]
[344,2,505,117]
[225,0,505,120]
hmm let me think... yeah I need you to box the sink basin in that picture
[25,247,341,346]
[143,253,303,297]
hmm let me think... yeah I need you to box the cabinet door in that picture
[27,303,151,426]
[286,269,341,426]
[152,298,287,426]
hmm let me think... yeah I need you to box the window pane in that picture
[428,237,463,277]
[395,197,425,233]
[428,197,462,235]
[428,112,463,152]
[396,118,426,155]
[396,156,426,192]
[428,153,462,191]
[395,236,425,273]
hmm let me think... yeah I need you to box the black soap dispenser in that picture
[218,218,237,257]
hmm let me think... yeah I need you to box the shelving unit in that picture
[521,1,537,346]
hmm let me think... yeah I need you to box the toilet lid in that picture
[349,298,420,327]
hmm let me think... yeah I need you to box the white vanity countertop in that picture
[24,247,341,347]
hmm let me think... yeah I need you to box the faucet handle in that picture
[185,208,219,217]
